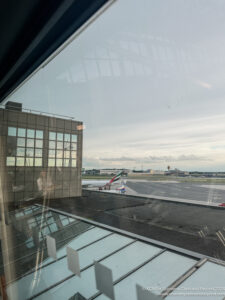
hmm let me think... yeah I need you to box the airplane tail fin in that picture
[109,171,123,184]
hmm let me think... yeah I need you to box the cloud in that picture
[100,156,137,162]
[100,154,211,163]
[195,80,212,89]
[82,157,102,168]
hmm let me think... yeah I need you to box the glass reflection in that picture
[49,141,55,149]
[17,148,25,156]
[17,138,25,147]
[64,159,70,167]
[71,143,77,150]
[57,142,63,149]
[35,149,42,157]
[57,133,63,141]
[36,130,43,139]
[57,150,63,158]
[27,129,35,138]
[7,136,17,156]
[49,132,56,140]
[6,157,15,166]
[0,206,89,282]
[26,158,34,166]
[27,139,34,147]
[71,151,76,159]
[64,142,70,150]
[26,148,34,157]
[16,157,25,166]
[35,158,42,166]
[56,159,63,167]
[49,150,55,158]
[72,159,76,167]
[36,139,43,148]
[8,127,17,136]
[18,128,26,137]
[48,158,55,167]
[71,134,77,142]
[64,151,70,158]
[64,134,70,142]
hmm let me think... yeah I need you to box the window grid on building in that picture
[25,211,76,248]
[48,131,77,167]
[6,127,43,167]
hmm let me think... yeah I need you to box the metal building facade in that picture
[0,106,83,208]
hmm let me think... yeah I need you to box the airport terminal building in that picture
[0,102,83,207]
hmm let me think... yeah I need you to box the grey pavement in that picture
[126,181,225,204]
[37,189,225,261]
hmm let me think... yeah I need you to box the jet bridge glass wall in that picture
[1,0,225,299]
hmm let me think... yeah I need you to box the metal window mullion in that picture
[90,248,166,300]
[160,258,207,298]
[28,239,136,300]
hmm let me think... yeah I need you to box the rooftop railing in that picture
[0,104,76,120]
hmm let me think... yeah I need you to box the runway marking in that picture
[199,184,225,191]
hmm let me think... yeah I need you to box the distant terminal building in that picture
[99,169,130,176]
[128,169,165,177]
[0,102,83,207]
[166,169,189,176]
[149,169,165,175]
[83,169,100,176]
[189,171,225,178]
[128,171,151,178]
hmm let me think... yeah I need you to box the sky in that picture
[6,0,225,171]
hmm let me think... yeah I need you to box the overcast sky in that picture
[7,0,225,171]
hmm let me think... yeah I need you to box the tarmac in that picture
[126,180,225,204]
[37,189,225,261]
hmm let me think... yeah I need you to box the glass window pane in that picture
[17,148,25,157]
[17,138,25,147]
[36,130,43,139]
[71,134,77,142]
[36,140,43,148]
[49,141,55,149]
[71,151,76,159]
[111,251,195,299]
[57,133,63,141]
[6,157,15,166]
[72,159,76,167]
[71,143,77,150]
[61,218,69,226]
[57,142,63,149]
[56,150,63,158]
[48,159,55,167]
[27,129,35,138]
[35,149,42,157]
[64,159,70,167]
[26,158,33,166]
[56,159,62,167]
[26,148,34,157]
[64,142,70,150]
[7,136,17,156]
[8,127,17,136]
[35,158,42,167]
[49,132,56,140]
[48,150,55,158]
[64,151,70,158]
[16,157,25,166]
[42,227,50,235]
[27,139,34,147]
[18,128,26,137]
[49,223,58,232]
[64,134,70,142]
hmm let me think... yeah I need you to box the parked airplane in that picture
[82,171,125,190]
